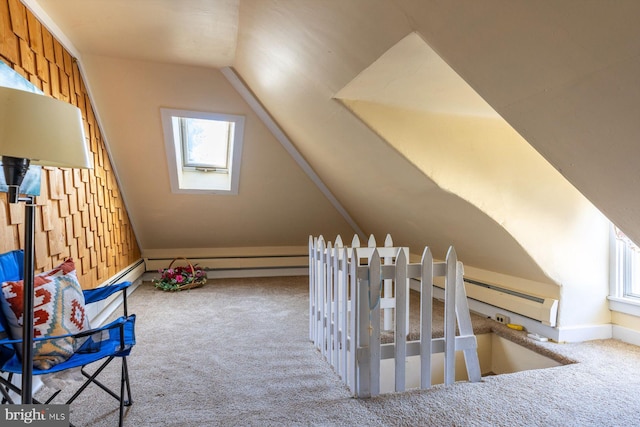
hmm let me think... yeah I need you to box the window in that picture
[613,226,640,298]
[609,225,640,315]
[180,117,231,171]
[161,109,244,194]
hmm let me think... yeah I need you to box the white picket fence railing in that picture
[309,234,481,398]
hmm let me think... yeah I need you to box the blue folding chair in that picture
[0,250,136,427]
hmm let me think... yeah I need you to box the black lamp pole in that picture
[21,196,35,404]
[2,155,35,404]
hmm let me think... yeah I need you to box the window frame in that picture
[609,224,640,316]
[161,108,244,195]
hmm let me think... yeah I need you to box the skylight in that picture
[161,108,244,194]
[180,117,232,171]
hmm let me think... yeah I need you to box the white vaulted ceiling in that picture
[35,0,239,68]
[25,0,640,328]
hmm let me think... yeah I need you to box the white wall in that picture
[343,99,611,329]
[80,55,357,250]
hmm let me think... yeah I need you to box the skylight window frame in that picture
[161,108,245,195]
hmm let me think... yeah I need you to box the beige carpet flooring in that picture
[36,276,640,426]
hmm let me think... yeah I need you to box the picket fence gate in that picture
[309,234,481,398]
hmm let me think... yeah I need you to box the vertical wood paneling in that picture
[18,38,32,73]
[0,198,10,253]
[7,0,26,39]
[0,1,19,64]
[8,203,22,225]
[0,0,141,288]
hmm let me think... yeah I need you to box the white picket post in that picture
[454,260,482,382]
[314,236,323,348]
[394,248,408,392]
[326,242,334,362]
[309,235,315,342]
[317,237,326,355]
[355,248,371,398]
[340,246,349,380]
[383,234,394,331]
[420,247,434,389]
[332,240,341,370]
[348,245,358,394]
[444,246,457,386]
[369,249,382,396]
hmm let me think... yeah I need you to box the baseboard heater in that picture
[105,258,145,286]
[144,248,309,279]
[89,259,146,327]
[411,277,558,327]
[462,278,558,327]
[145,255,308,270]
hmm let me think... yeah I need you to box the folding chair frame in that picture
[0,354,132,427]
[0,250,136,427]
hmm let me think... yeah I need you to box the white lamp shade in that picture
[0,86,92,169]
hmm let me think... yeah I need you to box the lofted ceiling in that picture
[24,0,640,328]
[335,32,500,119]
[34,0,239,68]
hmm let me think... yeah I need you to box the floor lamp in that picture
[0,86,92,404]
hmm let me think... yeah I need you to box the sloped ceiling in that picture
[335,32,500,119]
[394,0,640,244]
[27,1,636,299]
[34,0,239,68]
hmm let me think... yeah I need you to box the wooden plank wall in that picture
[0,0,141,288]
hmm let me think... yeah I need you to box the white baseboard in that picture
[90,279,143,327]
[88,260,146,326]
[555,324,613,343]
[612,325,640,346]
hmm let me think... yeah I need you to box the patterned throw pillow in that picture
[0,258,90,370]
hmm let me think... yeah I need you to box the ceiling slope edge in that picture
[221,66,366,240]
